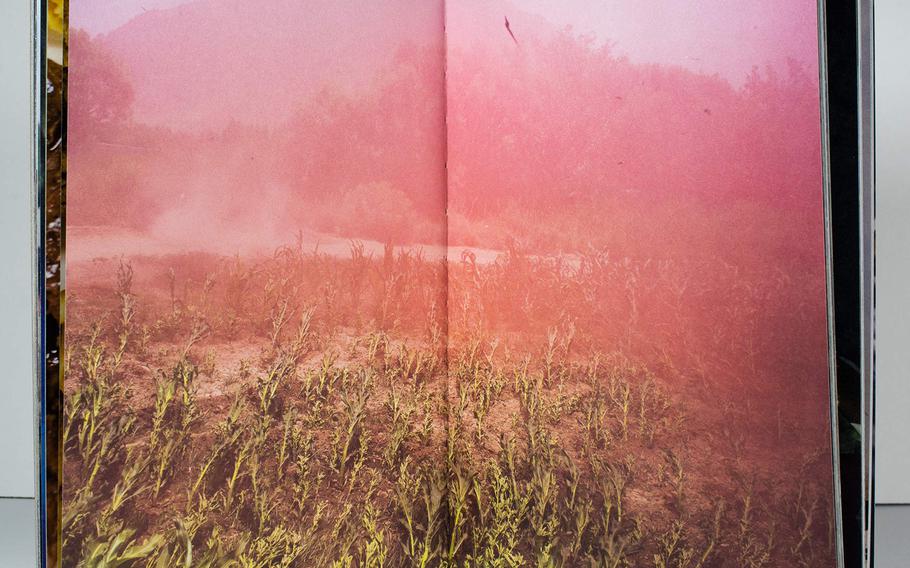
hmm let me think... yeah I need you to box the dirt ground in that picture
[61,237,837,567]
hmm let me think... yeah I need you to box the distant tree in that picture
[68,29,134,140]
[279,43,447,241]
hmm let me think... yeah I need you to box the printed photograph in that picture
[444,1,836,566]
[62,0,837,566]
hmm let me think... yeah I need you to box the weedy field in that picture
[63,241,836,567]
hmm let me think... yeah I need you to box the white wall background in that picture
[0,1,37,498]
[875,0,910,505]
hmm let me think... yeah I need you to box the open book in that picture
[55,1,840,566]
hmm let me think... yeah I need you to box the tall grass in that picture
[62,245,835,567]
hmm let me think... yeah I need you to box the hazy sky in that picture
[73,0,820,85]
[520,0,819,83]
[71,0,188,34]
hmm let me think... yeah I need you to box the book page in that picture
[445,1,838,565]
